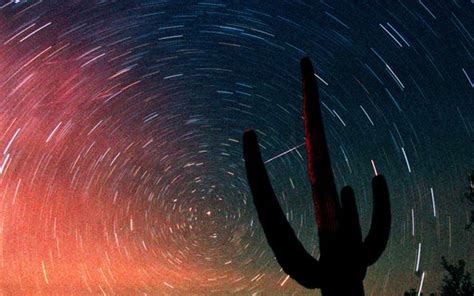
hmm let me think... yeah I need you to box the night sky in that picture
[0,0,472,294]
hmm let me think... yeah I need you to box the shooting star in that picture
[264,142,305,164]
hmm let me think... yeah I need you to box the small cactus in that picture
[243,57,391,295]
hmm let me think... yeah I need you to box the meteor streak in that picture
[264,142,305,164]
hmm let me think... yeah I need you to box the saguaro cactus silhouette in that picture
[243,57,391,295]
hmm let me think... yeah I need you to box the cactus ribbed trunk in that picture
[322,280,365,296]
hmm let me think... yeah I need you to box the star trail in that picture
[0,1,472,294]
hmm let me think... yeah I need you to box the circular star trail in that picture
[0,1,472,294]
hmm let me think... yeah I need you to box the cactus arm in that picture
[363,175,391,266]
[243,129,322,289]
[340,186,362,242]
[301,57,340,235]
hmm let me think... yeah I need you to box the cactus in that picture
[243,57,391,295]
